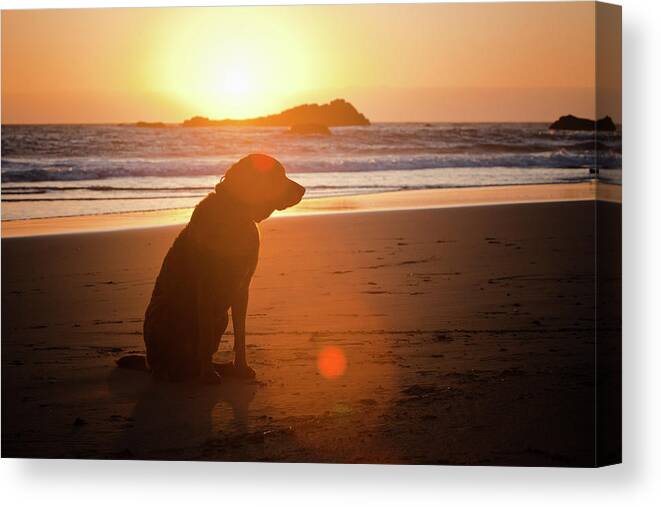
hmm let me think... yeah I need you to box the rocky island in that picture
[135,121,167,128]
[182,99,369,127]
[549,114,617,132]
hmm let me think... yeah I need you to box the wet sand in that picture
[1,181,620,239]
[1,189,621,465]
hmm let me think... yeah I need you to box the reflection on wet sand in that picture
[107,369,256,459]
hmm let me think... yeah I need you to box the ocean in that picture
[1,123,621,220]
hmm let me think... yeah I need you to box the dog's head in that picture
[217,154,305,222]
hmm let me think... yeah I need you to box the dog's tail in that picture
[116,354,149,372]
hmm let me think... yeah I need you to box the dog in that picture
[137,154,305,384]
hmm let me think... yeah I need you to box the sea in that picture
[1,123,622,221]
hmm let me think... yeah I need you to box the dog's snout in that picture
[290,180,305,204]
[277,179,305,210]
[293,181,305,199]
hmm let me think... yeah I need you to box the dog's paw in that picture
[199,369,222,385]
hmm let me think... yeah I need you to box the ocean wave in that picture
[0,123,621,222]
[1,182,399,196]
[1,123,621,183]
[1,152,620,183]
[1,195,207,202]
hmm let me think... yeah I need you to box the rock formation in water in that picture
[549,114,617,132]
[135,121,167,128]
[183,99,369,127]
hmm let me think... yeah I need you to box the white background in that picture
[1,0,659,505]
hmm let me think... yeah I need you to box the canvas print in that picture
[1,2,621,466]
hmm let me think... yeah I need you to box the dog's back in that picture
[143,221,199,380]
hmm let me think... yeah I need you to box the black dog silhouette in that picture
[119,154,304,384]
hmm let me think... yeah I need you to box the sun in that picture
[146,9,324,118]
[218,65,253,98]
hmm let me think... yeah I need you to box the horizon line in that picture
[1,118,621,127]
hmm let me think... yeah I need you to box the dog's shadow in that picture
[107,367,257,458]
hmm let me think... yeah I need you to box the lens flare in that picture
[317,346,347,379]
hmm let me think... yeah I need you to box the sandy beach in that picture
[1,185,621,465]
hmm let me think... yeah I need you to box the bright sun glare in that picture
[218,66,253,97]
[147,11,323,119]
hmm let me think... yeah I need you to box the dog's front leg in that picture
[232,283,255,379]
[197,274,222,384]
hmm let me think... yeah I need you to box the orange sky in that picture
[1,3,620,124]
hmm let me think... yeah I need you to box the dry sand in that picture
[1,185,621,465]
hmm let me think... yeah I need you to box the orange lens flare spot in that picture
[250,153,276,172]
[317,346,347,379]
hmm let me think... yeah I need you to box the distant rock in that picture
[135,121,167,128]
[181,116,211,127]
[288,123,331,135]
[183,99,370,127]
[549,114,617,132]
[595,117,617,131]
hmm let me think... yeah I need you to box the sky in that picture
[1,3,620,124]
